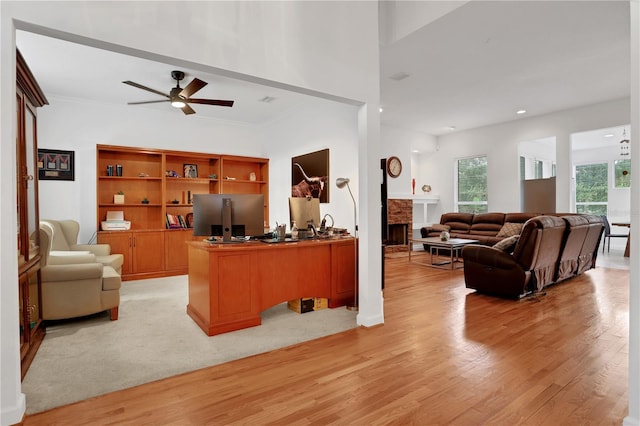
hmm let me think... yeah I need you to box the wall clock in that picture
[386,156,402,178]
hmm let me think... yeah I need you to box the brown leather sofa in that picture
[420,212,540,246]
[461,215,603,299]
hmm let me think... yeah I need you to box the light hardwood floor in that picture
[23,252,629,425]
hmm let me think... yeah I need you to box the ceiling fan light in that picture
[171,99,186,108]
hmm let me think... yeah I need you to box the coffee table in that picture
[409,237,479,270]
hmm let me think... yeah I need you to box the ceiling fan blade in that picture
[122,81,169,99]
[180,78,207,98]
[188,98,234,107]
[181,103,196,115]
[127,100,170,105]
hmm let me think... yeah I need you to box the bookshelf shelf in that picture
[96,145,269,280]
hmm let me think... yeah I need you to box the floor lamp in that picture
[336,177,358,311]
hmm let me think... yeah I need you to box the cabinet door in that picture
[98,232,133,275]
[16,97,40,264]
[24,105,40,261]
[164,229,195,271]
[332,239,357,301]
[19,272,27,359]
[133,231,164,273]
[20,265,44,379]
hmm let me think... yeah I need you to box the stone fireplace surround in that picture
[385,199,412,253]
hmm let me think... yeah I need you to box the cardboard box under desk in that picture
[287,298,328,314]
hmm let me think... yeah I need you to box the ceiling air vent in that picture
[389,72,410,81]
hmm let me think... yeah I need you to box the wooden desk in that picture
[187,237,356,336]
[612,222,631,257]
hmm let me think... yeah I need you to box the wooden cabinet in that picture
[96,146,269,280]
[165,229,199,272]
[99,231,164,277]
[220,155,269,226]
[17,49,48,378]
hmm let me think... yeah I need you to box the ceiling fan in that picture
[123,70,234,115]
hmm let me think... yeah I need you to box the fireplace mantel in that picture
[388,194,440,231]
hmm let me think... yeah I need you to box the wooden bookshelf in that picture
[96,145,269,280]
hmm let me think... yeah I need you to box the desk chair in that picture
[601,215,628,253]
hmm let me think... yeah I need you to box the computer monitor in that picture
[289,197,321,229]
[193,194,265,242]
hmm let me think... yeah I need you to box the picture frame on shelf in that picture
[37,149,75,181]
[183,164,198,178]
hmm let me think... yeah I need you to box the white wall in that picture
[38,95,361,254]
[265,101,359,235]
[37,97,265,243]
[380,125,437,197]
[420,97,630,214]
[0,2,382,424]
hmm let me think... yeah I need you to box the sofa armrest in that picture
[48,251,97,265]
[73,244,111,256]
[41,263,104,282]
[462,245,518,269]
[462,245,530,298]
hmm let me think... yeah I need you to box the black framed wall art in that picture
[37,149,74,181]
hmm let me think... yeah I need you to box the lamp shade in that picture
[336,177,350,188]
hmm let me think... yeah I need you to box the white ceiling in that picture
[16,1,631,143]
[380,1,630,136]
[16,31,311,126]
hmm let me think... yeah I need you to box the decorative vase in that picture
[422,184,431,193]
[440,231,450,241]
[412,178,415,194]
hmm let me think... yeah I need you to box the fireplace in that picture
[388,224,408,246]
[385,199,412,253]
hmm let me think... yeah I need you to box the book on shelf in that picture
[165,213,186,229]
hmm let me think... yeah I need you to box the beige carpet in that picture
[22,275,357,414]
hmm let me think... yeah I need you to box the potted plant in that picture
[141,197,149,204]
[114,190,125,204]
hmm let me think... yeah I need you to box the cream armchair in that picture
[39,222,121,321]
[40,219,123,274]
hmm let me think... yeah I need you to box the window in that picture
[534,160,543,179]
[520,156,555,180]
[614,159,631,188]
[575,162,608,215]
[456,156,488,213]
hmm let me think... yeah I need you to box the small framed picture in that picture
[38,149,75,181]
[183,164,198,178]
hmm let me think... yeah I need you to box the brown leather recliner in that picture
[462,216,567,298]
[556,215,590,282]
[577,215,604,274]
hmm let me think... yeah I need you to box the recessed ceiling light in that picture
[259,96,276,103]
[379,107,383,113]
[447,126,456,131]
[516,109,527,115]
[389,72,411,81]
[604,133,614,138]
[412,150,420,153]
